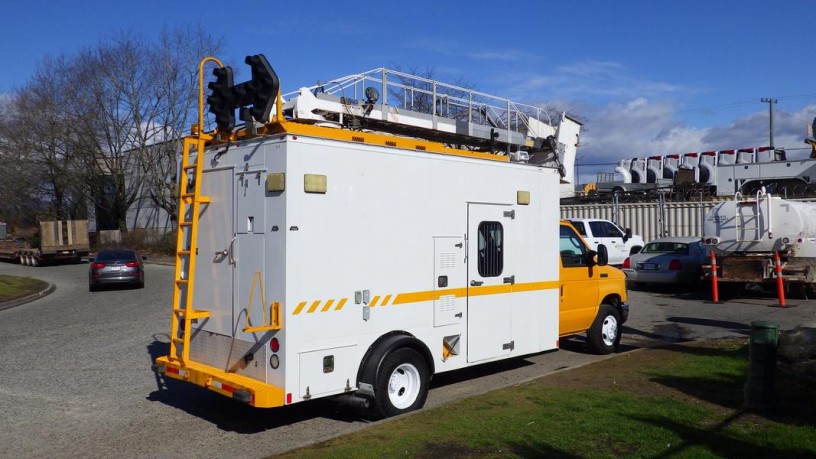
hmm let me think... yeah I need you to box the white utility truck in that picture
[703,189,816,295]
[152,55,612,418]
[565,218,644,266]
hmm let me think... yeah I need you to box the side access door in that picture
[467,203,516,362]
[233,167,268,341]
[192,167,236,336]
[558,223,600,336]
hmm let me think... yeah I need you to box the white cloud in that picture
[501,60,695,102]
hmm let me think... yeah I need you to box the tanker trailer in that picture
[702,192,816,294]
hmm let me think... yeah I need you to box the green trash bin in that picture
[744,321,779,410]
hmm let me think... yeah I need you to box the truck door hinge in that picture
[502,340,515,351]
[503,275,515,285]
[503,210,515,219]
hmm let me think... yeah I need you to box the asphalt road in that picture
[1,261,814,458]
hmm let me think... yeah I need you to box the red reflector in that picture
[126,261,141,267]
[270,337,280,353]
[669,259,682,270]
[91,262,106,269]
[622,257,630,269]
[286,393,292,404]
[221,383,237,394]
[167,367,180,375]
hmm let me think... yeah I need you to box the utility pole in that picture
[761,98,778,148]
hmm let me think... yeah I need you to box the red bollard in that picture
[709,250,722,304]
[774,251,786,307]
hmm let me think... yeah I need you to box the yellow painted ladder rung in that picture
[182,164,198,170]
[175,279,189,284]
[177,250,191,256]
[179,222,193,227]
[171,337,185,344]
[181,195,211,204]
[173,308,211,319]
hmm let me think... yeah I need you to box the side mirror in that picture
[623,228,632,242]
[596,244,609,266]
[586,250,598,267]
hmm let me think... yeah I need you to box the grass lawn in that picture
[0,275,49,302]
[279,339,816,458]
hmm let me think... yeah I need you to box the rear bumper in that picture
[152,356,284,408]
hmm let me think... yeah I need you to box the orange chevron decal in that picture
[289,281,559,315]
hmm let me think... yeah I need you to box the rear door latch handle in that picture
[470,280,483,286]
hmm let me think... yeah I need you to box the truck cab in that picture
[566,218,643,266]
[558,221,629,354]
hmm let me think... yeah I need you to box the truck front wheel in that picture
[374,348,430,418]
[588,304,621,355]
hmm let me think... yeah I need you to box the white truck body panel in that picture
[184,134,561,405]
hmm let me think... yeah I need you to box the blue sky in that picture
[4,0,815,182]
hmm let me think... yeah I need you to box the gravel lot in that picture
[1,261,814,458]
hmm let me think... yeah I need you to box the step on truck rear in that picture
[153,54,583,417]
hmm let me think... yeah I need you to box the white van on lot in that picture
[566,218,644,266]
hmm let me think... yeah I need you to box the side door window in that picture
[570,221,587,237]
[604,222,624,239]
[559,225,589,268]
[588,221,606,238]
[477,221,503,277]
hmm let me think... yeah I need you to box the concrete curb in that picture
[0,283,57,312]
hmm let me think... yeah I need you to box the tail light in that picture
[270,337,280,353]
[91,262,106,269]
[622,257,630,269]
[125,261,141,267]
[669,259,683,270]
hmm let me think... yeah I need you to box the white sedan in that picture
[622,237,707,287]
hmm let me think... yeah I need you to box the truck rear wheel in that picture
[588,304,621,355]
[374,348,429,418]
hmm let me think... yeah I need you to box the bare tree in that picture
[0,55,87,227]
[59,28,222,232]
[0,27,223,233]
[139,27,225,219]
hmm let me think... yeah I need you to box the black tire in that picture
[89,283,97,292]
[587,303,621,355]
[374,348,430,418]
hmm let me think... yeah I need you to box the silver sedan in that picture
[622,236,707,287]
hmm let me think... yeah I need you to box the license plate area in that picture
[637,262,658,270]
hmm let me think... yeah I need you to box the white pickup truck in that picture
[565,218,644,266]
